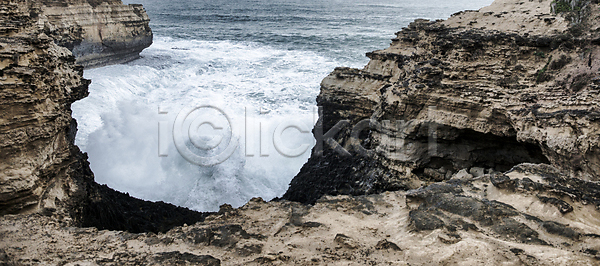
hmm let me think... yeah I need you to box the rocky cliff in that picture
[0,0,204,233]
[283,0,600,205]
[0,0,91,217]
[2,0,600,264]
[39,0,152,68]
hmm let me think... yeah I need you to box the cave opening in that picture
[416,128,550,180]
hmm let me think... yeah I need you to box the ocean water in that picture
[72,0,494,211]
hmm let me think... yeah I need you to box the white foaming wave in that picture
[72,37,337,211]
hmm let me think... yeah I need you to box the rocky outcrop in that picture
[0,0,203,233]
[39,0,152,68]
[2,164,600,264]
[284,0,600,204]
[0,0,91,217]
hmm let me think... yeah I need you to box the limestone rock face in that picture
[0,0,204,233]
[39,0,152,68]
[284,0,600,204]
[0,0,91,216]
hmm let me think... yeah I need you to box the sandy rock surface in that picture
[1,164,600,265]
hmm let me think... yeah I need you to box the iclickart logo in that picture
[172,105,239,166]
[158,105,440,166]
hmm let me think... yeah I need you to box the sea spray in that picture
[74,0,496,211]
[73,38,330,211]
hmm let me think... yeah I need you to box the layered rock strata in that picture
[39,0,152,68]
[0,0,91,217]
[284,0,600,204]
[2,0,600,264]
[0,0,204,233]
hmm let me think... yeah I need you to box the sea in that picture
[72,0,494,212]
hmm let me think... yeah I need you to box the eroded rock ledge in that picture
[39,0,152,68]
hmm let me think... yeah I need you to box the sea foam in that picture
[73,37,337,211]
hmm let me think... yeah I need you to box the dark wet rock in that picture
[584,249,598,256]
[541,221,580,240]
[434,194,519,224]
[510,248,525,255]
[406,182,464,199]
[0,249,16,266]
[150,251,220,266]
[402,173,597,246]
[508,164,600,208]
[375,239,402,251]
[446,218,478,232]
[583,249,600,260]
[253,256,277,264]
[236,244,263,257]
[424,168,446,181]
[408,183,519,227]
[522,214,543,223]
[490,173,515,189]
[316,195,377,214]
[301,222,325,228]
[491,217,547,245]
[537,195,574,214]
[516,253,540,265]
[409,209,445,231]
[515,177,545,192]
[218,204,236,215]
[78,182,211,234]
[282,151,418,205]
[186,225,265,248]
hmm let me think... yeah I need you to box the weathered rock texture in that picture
[2,0,600,264]
[0,0,91,217]
[39,0,152,68]
[284,0,600,204]
[0,0,204,233]
[2,164,600,265]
